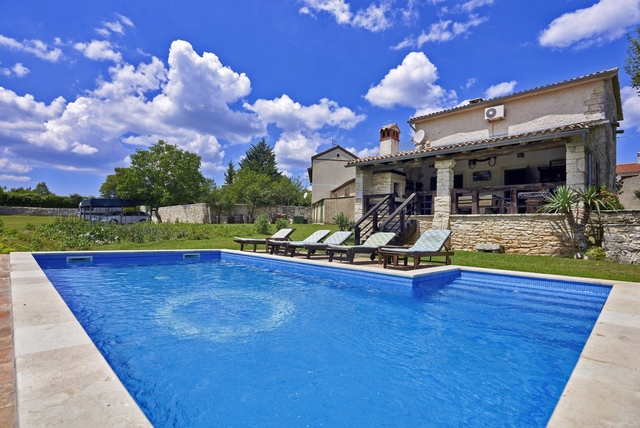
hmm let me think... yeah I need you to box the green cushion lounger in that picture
[287,230,353,258]
[327,232,396,263]
[233,228,296,252]
[379,229,454,269]
[267,229,331,255]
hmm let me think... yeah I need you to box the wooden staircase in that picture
[353,193,421,245]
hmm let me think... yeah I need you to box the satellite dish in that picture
[412,129,426,144]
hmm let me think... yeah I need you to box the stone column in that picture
[565,136,587,191]
[432,159,456,230]
[354,167,373,220]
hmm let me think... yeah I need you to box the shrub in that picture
[585,246,606,261]
[332,212,353,231]
[254,215,269,234]
[274,218,289,231]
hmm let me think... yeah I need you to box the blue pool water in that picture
[36,252,610,427]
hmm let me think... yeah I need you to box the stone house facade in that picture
[616,153,640,210]
[348,68,623,235]
[308,145,358,223]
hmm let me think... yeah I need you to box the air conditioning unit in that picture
[484,105,505,121]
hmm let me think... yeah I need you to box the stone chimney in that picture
[379,124,400,156]
[637,152,640,164]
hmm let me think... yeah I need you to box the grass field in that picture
[1,215,639,282]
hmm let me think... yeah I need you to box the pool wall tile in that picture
[459,270,612,295]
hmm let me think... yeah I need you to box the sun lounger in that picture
[233,228,295,252]
[327,232,396,263]
[267,229,331,255]
[378,229,453,269]
[286,230,353,258]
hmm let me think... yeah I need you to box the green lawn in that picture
[0,215,57,228]
[1,215,639,282]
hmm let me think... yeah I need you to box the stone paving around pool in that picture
[6,250,640,427]
[0,255,17,428]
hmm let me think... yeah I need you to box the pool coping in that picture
[9,249,640,426]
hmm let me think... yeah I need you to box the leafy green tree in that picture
[224,161,237,186]
[272,176,308,206]
[625,27,640,94]
[68,193,85,207]
[206,180,236,223]
[99,174,120,198]
[34,182,52,196]
[9,186,33,194]
[114,140,208,222]
[231,169,273,220]
[239,139,281,179]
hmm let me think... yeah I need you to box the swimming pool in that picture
[33,251,610,427]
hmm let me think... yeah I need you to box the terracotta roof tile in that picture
[409,68,619,123]
[616,163,640,175]
[347,120,607,166]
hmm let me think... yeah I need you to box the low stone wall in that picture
[601,211,640,264]
[417,214,574,256]
[0,207,77,217]
[413,210,640,258]
[600,210,640,224]
[157,203,211,224]
[157,203,312,224]
[603,224,640,264]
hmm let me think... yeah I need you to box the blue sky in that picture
[1,0,639,196]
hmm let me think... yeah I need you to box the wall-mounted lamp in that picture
[517,152,525,158]
[468,156,496,169]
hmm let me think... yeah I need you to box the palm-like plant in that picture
[540,185,621,253]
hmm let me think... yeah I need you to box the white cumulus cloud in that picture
[74,40,123,63]
[393,14,487,49]
[0,174,30,182]
[96,14,134,37]
[1,63,30,77]
[0,38,363,178]
[539,0,640,49]
[0,35,62,62]
[71,142,99,155]
[274,132,325,171]
[364,52,456,113]
[0,158,32,173]
[299,0,393,32]
[621,86,640,131]
[352,2,393,32]
[346,146,380,158]
[484,80,517,99]
[245,95,365,133]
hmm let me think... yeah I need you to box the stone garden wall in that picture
[602,210,640,264]
[603,224,640,264]
[0,207,77,217]
[415,210,640,261]
[417,214,573,255]
[157,203,312,224]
